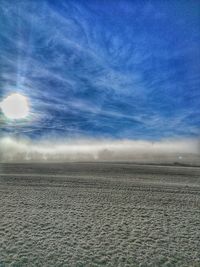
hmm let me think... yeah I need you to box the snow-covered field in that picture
[0,163,200,266]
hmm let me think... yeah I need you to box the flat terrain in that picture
[0,163,200,267]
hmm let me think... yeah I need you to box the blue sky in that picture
[0,0,199,141]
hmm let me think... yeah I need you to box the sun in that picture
[0,93,29,119]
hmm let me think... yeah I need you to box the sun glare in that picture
[0,93,29,120]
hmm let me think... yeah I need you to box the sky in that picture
[0,0,200,161]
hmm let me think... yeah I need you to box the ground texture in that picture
[0,163,200,267]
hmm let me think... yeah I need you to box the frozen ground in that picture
[0,163,200,267]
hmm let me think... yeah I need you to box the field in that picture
[0,163,200,267]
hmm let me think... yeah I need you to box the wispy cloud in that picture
[0,0,199,140]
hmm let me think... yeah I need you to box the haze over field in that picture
[0,137,199,164]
